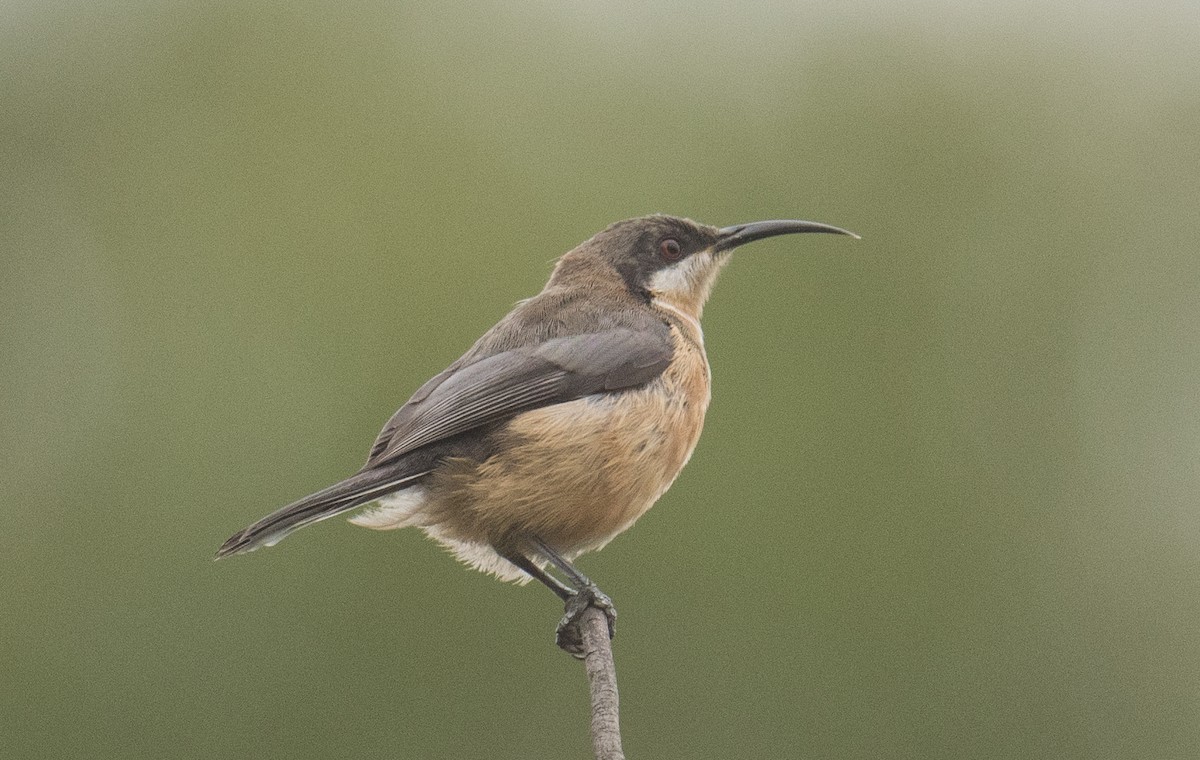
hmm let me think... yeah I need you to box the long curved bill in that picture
[714,219,860,253]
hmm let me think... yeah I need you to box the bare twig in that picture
[579,605,625,760]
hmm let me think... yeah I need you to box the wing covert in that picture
[364,328,672,468]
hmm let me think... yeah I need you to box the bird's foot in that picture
[555,583,617,658]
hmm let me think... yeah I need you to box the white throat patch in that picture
[646,249,729,324]
[647,250,712,297]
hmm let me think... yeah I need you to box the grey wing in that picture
[366,362,461,463]
[364,328,673,469]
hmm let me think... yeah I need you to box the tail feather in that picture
[216,467,430,558]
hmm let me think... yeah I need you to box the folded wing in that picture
[365,328,673,468]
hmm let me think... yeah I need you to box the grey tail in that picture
[216,467,430,558]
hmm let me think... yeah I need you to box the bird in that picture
[217,214,857,653]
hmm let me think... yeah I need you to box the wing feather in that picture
[364,328,672,468]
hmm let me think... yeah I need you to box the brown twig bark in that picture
[578,605,625,760]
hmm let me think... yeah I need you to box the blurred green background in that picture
[3,0,1198,757]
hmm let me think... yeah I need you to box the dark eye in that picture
[659,238,682,261]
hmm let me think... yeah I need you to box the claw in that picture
[555,584,617,658]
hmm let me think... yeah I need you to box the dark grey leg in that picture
[530,536,617,657]
[497,548,574,601]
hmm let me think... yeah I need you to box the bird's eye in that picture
[659,238,682,261]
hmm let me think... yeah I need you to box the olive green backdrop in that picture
[3,1,1198,758]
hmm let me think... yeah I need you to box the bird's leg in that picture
[531,536,617,657]
[498,548,574,601]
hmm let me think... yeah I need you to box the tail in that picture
[216,467,430,558]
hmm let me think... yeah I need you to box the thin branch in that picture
[579,605,625,760]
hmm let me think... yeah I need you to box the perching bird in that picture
[217,214,857,652]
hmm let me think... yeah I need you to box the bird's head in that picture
[550,214,858,319]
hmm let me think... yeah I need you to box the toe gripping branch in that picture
[556,583,617,658]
